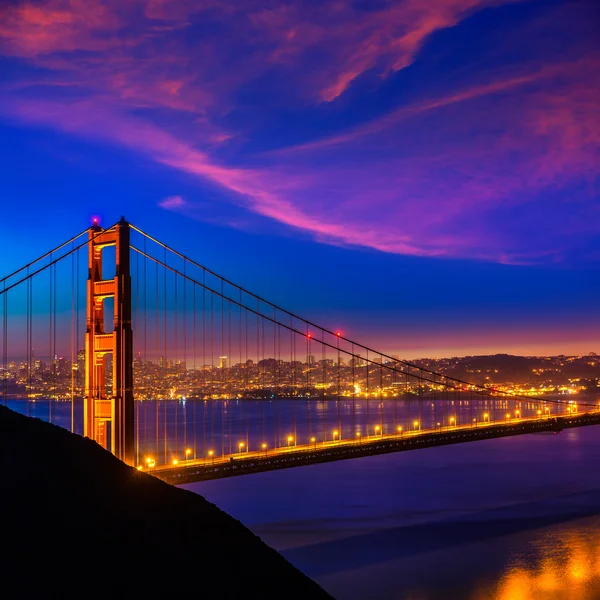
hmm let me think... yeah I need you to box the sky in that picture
[0,0,599,359]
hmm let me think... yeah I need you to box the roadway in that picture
[141,411,600,485]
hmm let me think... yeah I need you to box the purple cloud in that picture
[158,195,186,209]
[0,0,598,264]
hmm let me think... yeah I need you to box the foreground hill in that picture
[0,406,333,598]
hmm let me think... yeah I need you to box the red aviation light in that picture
[336,332,342,337]
[307,333,312,339]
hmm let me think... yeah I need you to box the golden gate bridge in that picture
[1,218,598,484]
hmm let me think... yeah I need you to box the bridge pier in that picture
[84,218,134,464]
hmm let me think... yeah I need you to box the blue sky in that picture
[0,0,598,357]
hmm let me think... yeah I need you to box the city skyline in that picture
[3,348,596,401]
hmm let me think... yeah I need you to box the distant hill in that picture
[0,406,333,598]
[414,353,600,387]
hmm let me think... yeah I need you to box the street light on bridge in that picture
[333,430,339,442]
[374,425,381,437]
[356,431,362,445]
[208,449,214,465]
[261,443,268,457]
[483,413,489,423]
[397,426,403,436]
[413,420,420,432]
[239,442,245,454]
[310,436,317,450]
[287,435,294,447]
[185,448,192,462]
[450,417,455,428]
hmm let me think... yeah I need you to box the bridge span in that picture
[2,218,599,476]
[151,411,600,485]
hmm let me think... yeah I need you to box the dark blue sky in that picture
[0,0,598,357]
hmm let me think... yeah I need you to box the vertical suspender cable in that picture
[143,234,147,452]
[183,260,187,457]
[379,356,383,433]
[211,291,216,457]
[46,258,51,420]
[1,281,5,405]
[418,367,423,431]
[193,282,197,459]
[71,246,75,433]
[26,269,31,415]
[157,252,161,461]
[135,247,139,465]
[274,307,279,448]
[1,281,5,406]
[321,329,325,444]
[76,247,81,433]
[337,335,341,438]
[365,349,369,434]
[174,262,178,460]
[291,315,297,443]
[52,261,57,424]
[163,248,167,464]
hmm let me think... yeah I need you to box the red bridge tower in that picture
[84,218,134,464]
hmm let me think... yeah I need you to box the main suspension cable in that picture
[130,244,592,408]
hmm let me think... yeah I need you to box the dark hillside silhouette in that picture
[0,406,333,599]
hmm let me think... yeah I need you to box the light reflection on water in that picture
[7,397,600,598]
[480,532,600,600]
[186,425,600,600]
[5,396,566,466]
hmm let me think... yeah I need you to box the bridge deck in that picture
[149,412,600,485]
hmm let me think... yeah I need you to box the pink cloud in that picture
[0,0,523,105]
[316,0,519,101]
[0,0,124,57]
[0,0,598,264]
[158,195,186,209]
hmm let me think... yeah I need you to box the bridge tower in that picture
[84,217,134,464]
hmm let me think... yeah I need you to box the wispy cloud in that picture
[0,0,598,264]
[158,195,186,209]
[270,67,561,155]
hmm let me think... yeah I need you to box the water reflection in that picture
[190,425,600,600]
[5,396,563,467]
[480,532,600,600]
